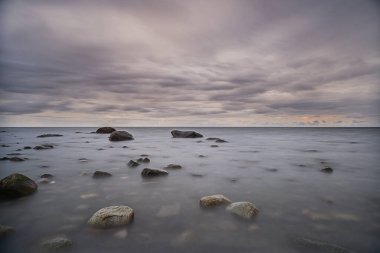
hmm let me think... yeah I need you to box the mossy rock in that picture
[0,173,38,199]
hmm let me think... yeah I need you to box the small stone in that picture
[37,134,63,138]
[34,144,54,150]
[88,206,134,228]
[24,146,32,149]
[164,164,182,170]
[9,157,25,162]
[226,202,259,219]
[96,127,116,134]
[199,194,231,208]
[141,168,169,177]
[137,158,150,163]
[41,235,72,251]
[191,173,204,178]
[92,171,112,178]
[215,139,228,143]
[128,160,139,167]
[198,155,206,158]
[171,130,203,138]
[140,154,149,157]
[122,146,128,148]
[321,167,333,173]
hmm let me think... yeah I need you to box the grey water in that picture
[0,127,379,253]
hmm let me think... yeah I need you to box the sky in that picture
[0,0,379,127]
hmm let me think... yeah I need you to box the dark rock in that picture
[0,173,38,198]
[164,164,182,170]
[0,225,14,237]
[93,171,112,178]
[215,139,228,143]
[128,160,140,167]
[75,131,82,133]
[198,155,206,158]
[140,154,149,157]
[109,131,134,141]
[141,168,169,177]
[34,144,54,150]
[41,174,53,179]
[210,145,219,148]
[1,144,10,147]
[137,158,150,163]
[122,146,128,148]
[321,167,333,173]
[206,137,220,140]
[171,130,203,138]
[7,153,22,155]
[41,235,72,251]
[9,157,25,162]
[24,146,32,149]
[37,134,63,138]
[0,157,9,161]
[96,127,116,134]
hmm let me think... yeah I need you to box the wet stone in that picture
[137,157,150,163]
[128,160,140,167]
[141,168,169,177]
[321,167,333,173]
[92,171,112,178]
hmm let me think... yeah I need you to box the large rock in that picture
[37,134,63,138]
[0,173,38,198]
[226,201,259,219]
[199,194,231,208]
[96,127,116,134]
[41,235,72,251]
[109,131,134,141]
[141,168,169,177]
[88,206,134,228]
[171,130,203,138]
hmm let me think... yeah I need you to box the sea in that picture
[0,127,379,253]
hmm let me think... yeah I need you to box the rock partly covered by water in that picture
[41,235,72,251]
[207,137,228,143]
[92,171,112,178]
[171,130,203,138]
[88,206,134,228]
[34,144,54,150]
[141,168,169,177]
[109,131,134,141]
[199,194,231,208]
[226,201,259,219]
[0,224,14,237]
[137,157,150,163]
[164,164,182,170]
[37,134,63,138]
[0,173,38,198]
[128,160,140,167]
[321,167,333,173]
[96,127,116,134]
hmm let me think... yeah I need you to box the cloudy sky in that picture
[0,0,379,127]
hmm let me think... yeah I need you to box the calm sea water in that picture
[0,127,379,253]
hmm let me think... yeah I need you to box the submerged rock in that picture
[0,224,14,237]
[141,168,169,177]
[24,146,32,149]
[164,164,182,170]
[171,130,203,138]
[34,144,54,150]
[9,157,25,162]
[226,201,259,219]
[41,235,72,251]
[199,194,231,208]
[88,206,134,228]
[293,237,355,253]
[128,160,140,167]
[321,167,333,173]
[0,173,38,198]
[96,127,116,134]
[92,171,112,178]
[137,157,150,163]
[215,139,228,143]
[37,134,63,138]
[109,131,134,141]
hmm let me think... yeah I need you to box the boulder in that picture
[109,131,134,141]
[37,134,63,138]
[0,173,38,198]
[199,194,231,208]
[137,158,150,163]
[226,201,259,219]
[41,235,72,251]
[92,171,112,178]
[40,174,53,179]
[141,168,169,177]
[127,160,140,167]
[88,206,134,228]
[96,127,116,134]
[171,130,203,138]
[34,144,54,150]
[164,164,182,170]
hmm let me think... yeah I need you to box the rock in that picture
[1,144,10,147]
[156,203,181,218]
[171,130,203,138]
[34,144,54,150]
[37,134,63,138]
[122,146,128,148]
[24,146,32,149]
[9,157,25,162]
[88,206,134,228]
[137,158,150,163]
[226,202,259,219]
[7,153,22,155]
[41,235,72,251]
[109,131,134,141]
[321,167,333,173]
[141,168,169,177]
[128,160,140,167]
[0,173,38,198]
[140,154,149,157]
[293,237,355,253]
[0,224,14,237]
[164,164,182,170]
[198,155,206,158]
[199,194,231,208]
[210,145,219,148]
[96,127,116,134]
[206,137,220,140]
[0,157,9,160]
[215,139,228,143]
[92,171,112,178]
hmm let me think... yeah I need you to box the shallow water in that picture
[0,127,379,253]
